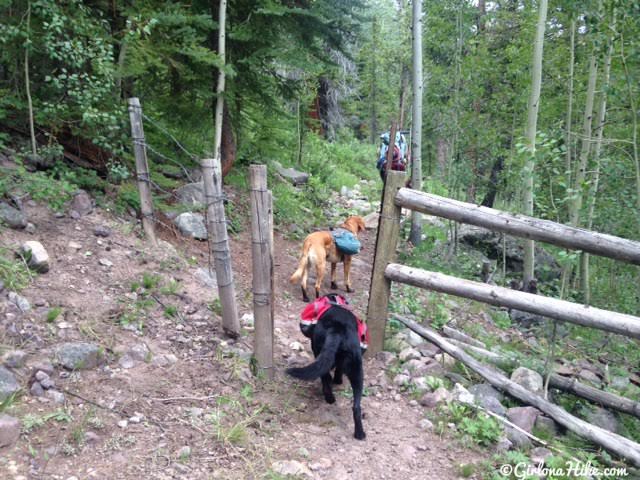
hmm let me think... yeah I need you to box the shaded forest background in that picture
[1,0,639,314]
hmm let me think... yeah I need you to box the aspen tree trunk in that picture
[369,18,380,145]
[25,2,36,156]
[570,54,598,228]
[409,0,423,245]
[202,0,240,337]
[565,19,576,191]
[522,0,548,286]
[620,33,640,228]
[582,34,614,304]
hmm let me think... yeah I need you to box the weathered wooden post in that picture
[366,170,405,354]
[249,165,274,378]
[201,157,240,337]
[127,97,157,246]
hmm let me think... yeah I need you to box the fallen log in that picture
[442,325,486,348]
[432,323,640,421]
[385,264,640,340]
[440,337,513,368]
[394,314,640,467]
[549,375,640,420]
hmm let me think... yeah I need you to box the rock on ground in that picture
[21,241,50,273]
[420,387,451,408]
[510,367,543,395]
[70,190,93,216]
[8,292,30,312]
[175,182,205,207]
[271,460,312,478]
[0,366,20,401]
[174,212,207,240]
[0,414,21,448]
[586,407,618,433]
[55,342,101,370]
[2,350,27,369]
[273,162,310,186]
[469,383,506,415]
[0,202,27,229]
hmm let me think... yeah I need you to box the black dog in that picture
[286,301,366,440]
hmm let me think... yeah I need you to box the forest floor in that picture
[0,189,485,479]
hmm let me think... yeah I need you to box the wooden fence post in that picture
[249,165,274,378]
[366,170,405,354]
[201,157,240,337]
[127,97,157,246]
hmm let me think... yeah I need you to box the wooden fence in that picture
[367,170,640,466]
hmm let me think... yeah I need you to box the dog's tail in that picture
[289,245,311,285]
[286,332,340,381]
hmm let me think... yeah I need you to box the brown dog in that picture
[290,216,366,302]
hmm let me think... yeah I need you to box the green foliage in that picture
[458,413,502,446]
[46,307,62,323]
[22,409,72,434]
[0,247,32,292]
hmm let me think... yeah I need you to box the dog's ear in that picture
[357,217,366,232]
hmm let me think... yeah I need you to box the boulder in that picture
[362,212,380,230]
[510,367,544,395]
[20,241,50,273]
[194,267,217,288]
[585,407,618,433]
[419,386,451,408]
[399,347,421,363]
[505,406,540,448]
[0,414,20,448]
[0,366,20,401]
[70,190,93,216]
[175,182,205,207]
[175,212,207,240]
[55,342,101,370]
[470,383,506,415]
[0,202,27,229]
[273,162,309,186]
[452,383,475,405]
[534,415,558,437]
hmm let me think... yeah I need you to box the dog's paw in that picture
[324,394,336,404]
[354,430,366,440]
[346,286,354,293]
[330,282,338,290]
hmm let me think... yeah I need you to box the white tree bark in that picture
[522,0,548,285]
[201,0,240,337]
[25,2,37,156]
[409,0,423,245]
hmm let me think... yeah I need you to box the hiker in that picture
[377,131,408,181]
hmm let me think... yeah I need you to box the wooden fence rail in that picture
[395,188,640,265]
[367,172,640,466]
[385,263,640,339]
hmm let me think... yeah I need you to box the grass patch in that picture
[0,247,32,291]
[46,307,62,323]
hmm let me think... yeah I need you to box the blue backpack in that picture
[332,228,361,255]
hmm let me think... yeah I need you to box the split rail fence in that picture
[367,170,640,466]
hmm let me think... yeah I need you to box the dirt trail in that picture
[0,199,481,479]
